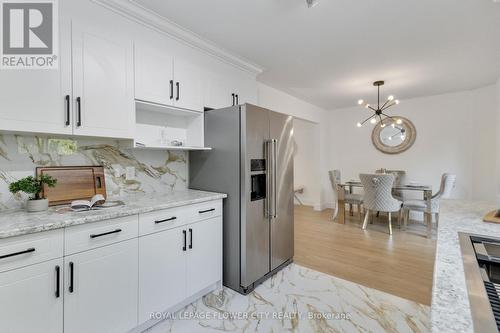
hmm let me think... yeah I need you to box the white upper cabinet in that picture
[173,57,204,111]
[72,21,135,139]
[134,44,174,106]
[134,44,203,112]
[0,14,72,135]
[203,70,233,110]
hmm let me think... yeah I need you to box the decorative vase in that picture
[26,199,49,212]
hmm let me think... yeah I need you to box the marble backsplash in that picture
[0,134,187,211]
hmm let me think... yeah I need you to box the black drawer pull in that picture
[55,265,60,298]
[155,217,177,224]
[0,247,35,260]
[198,208,215,214]
[176,82,180,101]
[90,228,122,239]
[182,230,187,251]
[170,80,174,100]
[189,228,193,249]
[69,262,74,293]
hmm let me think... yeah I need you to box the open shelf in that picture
[128,100,210,151]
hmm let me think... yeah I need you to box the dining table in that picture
[336,181,433,238]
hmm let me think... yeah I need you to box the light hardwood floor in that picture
[293,205,436,305]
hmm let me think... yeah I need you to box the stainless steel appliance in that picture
[459,232,500,332]
[189,104,294,294]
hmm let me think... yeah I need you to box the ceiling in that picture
[133,0,500,110]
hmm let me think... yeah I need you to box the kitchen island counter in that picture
[432,200,499,333]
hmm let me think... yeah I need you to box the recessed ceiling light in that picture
[306,0,319,8]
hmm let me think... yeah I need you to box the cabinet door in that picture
[0,259,63,333]
[0,15,72,135]
[174,58,204,111]
[134,44,174,106]
[203,71,233,109]
[64,239,138,333]
[72,21,135,139]
[138,227,186,324]
[186,217,222,296]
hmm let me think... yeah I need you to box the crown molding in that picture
[91,0,264,75]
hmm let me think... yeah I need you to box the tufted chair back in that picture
[360,173,401,212]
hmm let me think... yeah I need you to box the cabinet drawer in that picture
[64,215,138,255]
[187,200,222,222]
[138,207,187,236]
[0,229,63,273]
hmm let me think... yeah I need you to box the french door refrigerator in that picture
[189,104,294,294]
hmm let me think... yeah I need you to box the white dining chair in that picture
[329,170,364,221]
[402,173,457,230]
[360,173,402,235]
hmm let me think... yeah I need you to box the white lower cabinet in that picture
[0,199,223,332]
[63,239,138,333]
[138,212,222,325]
[138,226,187,323]
[186,217,222,296]
[0,258,63,333]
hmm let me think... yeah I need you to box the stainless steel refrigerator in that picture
[189,104,294,294]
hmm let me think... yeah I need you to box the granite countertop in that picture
[0,189,227,239]
[431,199,499,333]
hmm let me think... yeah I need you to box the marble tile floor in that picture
[144,263,429,333]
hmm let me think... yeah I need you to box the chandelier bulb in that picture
[391,123,396,128]
[396,118,403,124]
[387,95,394,101]
[356,122,362,128]
[381,123,386,128]
[395,100,400,105]
[357,99,364,105]
[365,104,370,109]
[370,118,376,124]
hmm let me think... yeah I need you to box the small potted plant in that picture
[9,175,57,212]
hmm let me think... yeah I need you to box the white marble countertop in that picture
[431,199,499,333]
[0,189,227,239]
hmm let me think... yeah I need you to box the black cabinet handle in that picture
[231,93,235,106]
[0,247,35,260]
[65,95,70,126]
[69,262,74,293]
[76,97,82,127]
[199,208,215,214]
[55,265,60,298]
[170,80,174,100]
[90,228,122,239]
[182,230,187,251]
[235,94,239,105]
[176,82,180,101]
[155,216,176,224]
[189,228,193,249]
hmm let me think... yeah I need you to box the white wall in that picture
[257,83,326,123]
[322,85,498,208]
[293,119,321,207]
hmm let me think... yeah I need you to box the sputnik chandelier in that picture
[356,81,402,128]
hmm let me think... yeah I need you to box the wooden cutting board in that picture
[483,210,500,224]
[36,166,106,206]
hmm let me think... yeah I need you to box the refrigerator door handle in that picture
[265,140,271,218]
[271,139,278,219]
[267,139,278,219]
